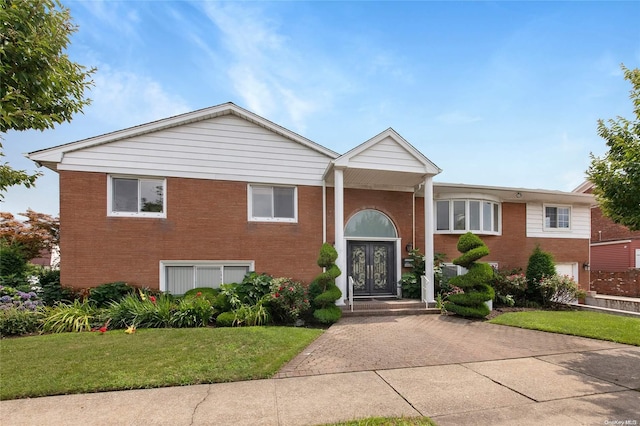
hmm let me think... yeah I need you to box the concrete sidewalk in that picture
[2,316,639,425]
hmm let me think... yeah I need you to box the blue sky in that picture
[2,0,639,217]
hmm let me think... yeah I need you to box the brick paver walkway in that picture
[274,315,626,378]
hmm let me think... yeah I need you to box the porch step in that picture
[341,299,441,317]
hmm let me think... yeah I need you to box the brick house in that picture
[575,181,640,272]
[28,103,594,304]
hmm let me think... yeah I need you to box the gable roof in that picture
[323,128,441,190]
[28,102,339,170]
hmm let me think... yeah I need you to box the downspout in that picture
[322,180,327,243]
[412,190,416,249]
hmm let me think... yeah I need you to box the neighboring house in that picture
[574,181,640,272]
[28,103,594,304]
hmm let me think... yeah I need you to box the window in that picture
[345,209,397,238]
[248,185,297,222]
[545,206,570,229]
[109,176,165,217]
[161,261,253,294]
[435,199,500,234]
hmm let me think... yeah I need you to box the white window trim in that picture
[159,260,255,292]
[435,199,501,235]
[247,184,298,223]
[543,204,572,231]
[107,174,166,218]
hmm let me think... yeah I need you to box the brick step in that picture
[340,299,440,317]
[342,307,441,317]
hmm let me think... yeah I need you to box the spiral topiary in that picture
[444,232,495,318]
[311,243,343,324]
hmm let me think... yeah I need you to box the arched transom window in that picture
[345,209,397,238]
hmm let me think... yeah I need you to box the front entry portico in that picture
[322,128,442,306]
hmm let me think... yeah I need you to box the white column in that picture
[334,167,346,305]
[424,176,435,304]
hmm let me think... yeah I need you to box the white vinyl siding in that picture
[526,203,590,238]
[348,136,428,174]
[57,115,332,187]
[161,261,253,294]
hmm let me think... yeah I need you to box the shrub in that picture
[0,285,43,311]
[399,273,419,299]
[232,297,271,326]
[444,232,494,318]
[526,245,556,304]
[539,275,586,307]
[42,300,100,333]
[0,307,44,337]
[236,272,273,305]
[36,269,76,306]
[269,278,310,324]
[491,269,527,307]
[312,243,342,324]
[107,292,173,329]
[170,294,214,328]
[88,282,135,308]
[0,242,27,277]
[215,311,235,327]
[184,287,219,302]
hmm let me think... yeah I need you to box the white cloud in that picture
[198,2,337,132]
[435,111,482,125]
[87,65,191,128]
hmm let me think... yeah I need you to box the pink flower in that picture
[289,287,294,292]
[196,292,202,297]
[149,295,156,304]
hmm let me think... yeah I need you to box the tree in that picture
[0,0,95,195]
[0,210,60,260]
[587,65,640,230]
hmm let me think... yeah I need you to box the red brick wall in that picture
[59,171,591,291]
[433,202,591,288]
[59,171,325,290]
[591,206,640,242]
[590,270,640,297]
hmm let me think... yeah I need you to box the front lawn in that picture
[489,310,640,346]
[0,326,322,400]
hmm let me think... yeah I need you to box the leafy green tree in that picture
[587,65,640,230]
[525,245,556,304]
[0,0,95,195]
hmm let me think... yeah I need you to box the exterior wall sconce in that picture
[515,192,522,198]
[405,243,413,253]
[583,262,590,271]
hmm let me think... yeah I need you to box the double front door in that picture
[347,241,395,296]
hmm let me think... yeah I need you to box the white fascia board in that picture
[434,182,596,205]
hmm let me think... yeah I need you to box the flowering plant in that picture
[0,285,43,311]
[269,278,310,324]
[504,274,528,289]
[539,274,586,306]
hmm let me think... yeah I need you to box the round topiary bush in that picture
[215,311,236,327]
[444,232,495,318]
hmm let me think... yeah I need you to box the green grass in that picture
[489,310,640,345]
[323,417,436,426]
[0,326,322,400]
